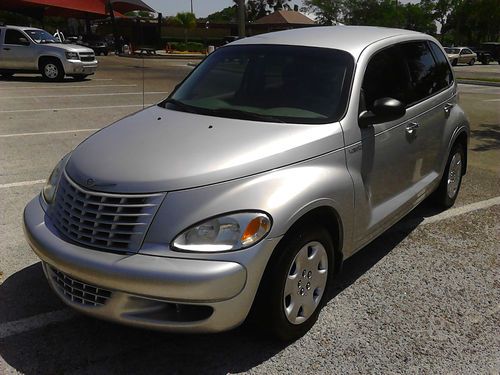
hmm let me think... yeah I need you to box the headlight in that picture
[65,51,79,60]
[172,212,272,252]
[42,154,71,204]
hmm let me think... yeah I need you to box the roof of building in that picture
[232,26,428,59]
[0,0,154,18]
[254,10,315,25]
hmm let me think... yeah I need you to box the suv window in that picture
[428,42,454,90]
[5,29,28,45]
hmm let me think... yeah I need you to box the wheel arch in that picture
[37,55,64,71]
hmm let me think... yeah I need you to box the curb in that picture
[457,79,500,87]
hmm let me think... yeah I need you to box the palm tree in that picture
[174,12,196,44]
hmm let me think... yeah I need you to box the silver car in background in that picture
[0,25,97,81]
[24,26,469,340]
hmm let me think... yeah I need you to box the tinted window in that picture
[5,29,28,45]
[167,45,354,124]
[361,46,411,111]
[428,42,454,90]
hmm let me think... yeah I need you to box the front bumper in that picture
[63,59,98,75]
[23,197,280,332]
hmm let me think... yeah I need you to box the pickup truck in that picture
[0,25,98,81]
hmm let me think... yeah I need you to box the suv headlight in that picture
[42,154,71,204]
[65,51,79,60]
[172,212,272,252]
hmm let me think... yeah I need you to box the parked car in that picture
[77,34,110,56]
[24,26,469,340]
[470,46,493,65]
[444,46,477,66]
[479,42,500,64]
[0,25,98,81]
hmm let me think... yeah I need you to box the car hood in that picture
[65,106,342,193]
[47,43,94,53]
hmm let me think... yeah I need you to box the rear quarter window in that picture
[428,41,454,91]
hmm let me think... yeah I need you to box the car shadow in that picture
[0,200,440,374]
[0,76,90,83]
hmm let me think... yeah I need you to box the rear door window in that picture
[428,42,454,91]
[5,29,27,45]
[400,41,437,104]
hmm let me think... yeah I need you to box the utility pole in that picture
[237,0,245,38]
[190,0,193,14]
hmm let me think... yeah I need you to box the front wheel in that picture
[468,58,475,66]
[432,143,465,209]
[251,225,334,341]
[40,59,65,81]
[452,59,458,66]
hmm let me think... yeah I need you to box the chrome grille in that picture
[79,52,95,62]
[51,172,164,252]
[49,266,111,306]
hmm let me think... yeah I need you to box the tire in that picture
[72,75,89,81]
[432,142,465,209]
[251,225,335,341]
[40,59,65,81]
[468,58,475,65]
[452,59,458,66]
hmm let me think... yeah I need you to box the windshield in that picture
[162,45,354,124]
[444,48,460,54]
[25,29,58,44]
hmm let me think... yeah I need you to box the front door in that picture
[1,29,35,70]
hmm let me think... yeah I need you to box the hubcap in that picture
[447,152,462,199]
[283,241,328,325]
[44,64,58,79]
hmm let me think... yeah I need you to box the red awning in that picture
[0,0,154,18]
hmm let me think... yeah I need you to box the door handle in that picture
[405,122,419,134]
[3,47,11,51]
[444,102,454,114]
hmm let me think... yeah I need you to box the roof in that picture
[254,10,315,25]
[232,26,427,59]
[0,0,154,18]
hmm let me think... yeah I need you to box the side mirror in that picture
[18,37,30,46]
[359,97,406,127]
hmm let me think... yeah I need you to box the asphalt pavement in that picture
[0,56,498,374]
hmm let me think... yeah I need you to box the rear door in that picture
[1,28,36,70]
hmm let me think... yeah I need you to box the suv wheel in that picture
[251,225,334,341]
[432,143,465,209]
[40,59,65,81]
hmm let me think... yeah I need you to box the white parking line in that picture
[0,195,498,339]
[0,179,46,189]
[483,99,500,102]
[0,84,136,90]
[0,309,75,339]
[0,103,154,113]
[0,128,99,138]
[0,91,168,100]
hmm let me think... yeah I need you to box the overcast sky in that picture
[146,0,417,18]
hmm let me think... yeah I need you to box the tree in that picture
[302,0,345,25]
[173,12,196,43]
[205,6,237,23]
[401,0,437,34]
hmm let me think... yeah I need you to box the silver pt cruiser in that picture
[24,26,469,340]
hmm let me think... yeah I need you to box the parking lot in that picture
[0,56,499,374]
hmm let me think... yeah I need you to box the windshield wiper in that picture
[205,108,285,123]
[162,98,199,114]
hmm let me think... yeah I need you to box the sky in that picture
[146,0,417,18]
